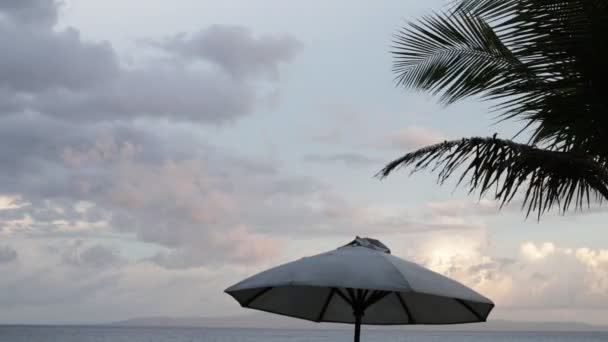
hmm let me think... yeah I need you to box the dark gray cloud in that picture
[0,0,59,28]
[304,152,381,167]
[0,113,158,198]
[0,26,119,93]
[156,25,302,80]
[1,2,299,124]
[24,65,255,123]
[0,245,17,263]
[1,1,117,95]
[0,43,265,124]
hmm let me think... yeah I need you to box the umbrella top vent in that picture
[342,236,391,254]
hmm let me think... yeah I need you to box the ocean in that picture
[1,326,607,342]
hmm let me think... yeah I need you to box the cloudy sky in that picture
[2,0,608,325]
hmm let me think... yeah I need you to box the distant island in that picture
[109,313,608,332]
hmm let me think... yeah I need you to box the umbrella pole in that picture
[349,289,365,342]
[353,313,362,342]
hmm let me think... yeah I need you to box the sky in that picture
[1,0,608,325]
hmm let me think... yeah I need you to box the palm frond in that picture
[378,137,608,218]
[392,11,521,104]
[451,0,517,20]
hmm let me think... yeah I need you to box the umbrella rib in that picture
[361,289,369,303]
[347,288,364,312]
[395,292,416,324]
[363,290,391,309]
[335,288,354,306]
[243,287,272,307]
[316,288,336,322]
[454,298,485,322]
[347,288,358,305]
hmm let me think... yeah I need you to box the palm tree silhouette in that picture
[379,0,608,218]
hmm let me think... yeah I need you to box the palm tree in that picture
[379,0,608,218]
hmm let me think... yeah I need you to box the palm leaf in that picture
[392,11,522,104]
[451,0,517,20]
[378,137,608,218]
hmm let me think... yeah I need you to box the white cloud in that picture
[0,195,30,210]
[575,248,608,296]
[520,242,556,261]
[408,234,608,311]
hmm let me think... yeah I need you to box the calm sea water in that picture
[1,326,607,342]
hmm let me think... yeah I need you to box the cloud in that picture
[0,245,17,263]
[409,233,608,310]
[149,226,281,269]
[26,65,258,124]
[303,152,380,167]
[3,232,608,324]
[0,240,124,311]
[0,0,486,280]
[61,241,125,269]
[0,0,59,28]
[0,115,322,267]
[520,242,557,261]
[0,112,479,269]
[0,113,154,199]
[0,195,29,210]
[0,26,119,93]
[0,198,111,238]
[1,2,299,125]
[0,0,309,272]
[575,247,608,296]
[154,25,302,80]
[0,239,240,323]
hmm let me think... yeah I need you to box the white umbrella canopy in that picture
[225,237,494,341]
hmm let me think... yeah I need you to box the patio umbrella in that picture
[225,237,494,342]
